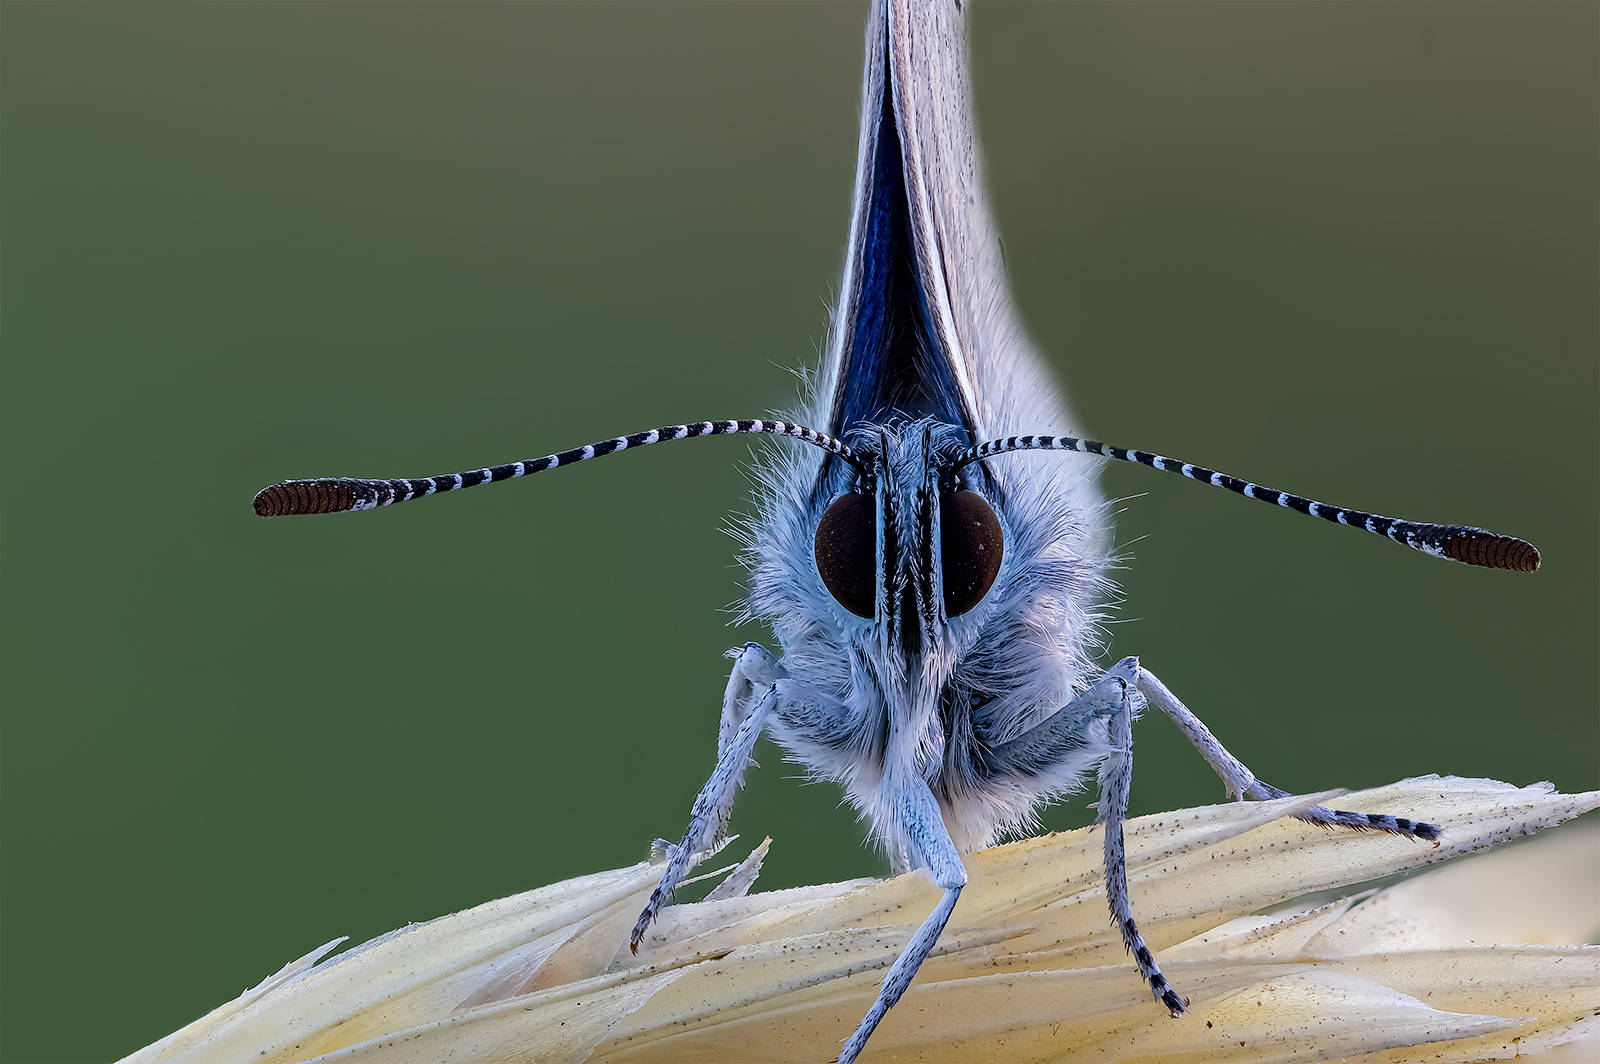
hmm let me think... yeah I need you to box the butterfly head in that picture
[813,420,1006,680]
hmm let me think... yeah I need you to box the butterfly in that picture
[253,1,1537,1060]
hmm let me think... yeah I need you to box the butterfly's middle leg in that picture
[983,657,1185,1014]
[630,643,786,953]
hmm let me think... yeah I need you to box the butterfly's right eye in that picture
[814,492,876,619]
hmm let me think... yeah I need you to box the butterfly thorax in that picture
[745,418,1105,863]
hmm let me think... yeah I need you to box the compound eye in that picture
[941,490,1002,617]
[814,492,877,619]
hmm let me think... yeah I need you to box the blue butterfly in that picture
[254,1,1537,1060]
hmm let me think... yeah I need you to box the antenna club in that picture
[253,480,360,517]
[1442,531,1541,572]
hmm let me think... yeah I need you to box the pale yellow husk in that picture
[119,776,1599,1064]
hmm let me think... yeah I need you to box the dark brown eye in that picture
[815,492,877,619]
[941,490,1002,616]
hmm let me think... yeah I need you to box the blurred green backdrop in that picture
[3,3,1594,1061]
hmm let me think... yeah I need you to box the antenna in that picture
[253,419,866,517]
[955,434,1539,572]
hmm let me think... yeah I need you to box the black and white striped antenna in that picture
[252,419,865,517]
[954,434,1539,573]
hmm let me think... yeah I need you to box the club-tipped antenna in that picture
[253,419,866,517]
[954,434,1539,573]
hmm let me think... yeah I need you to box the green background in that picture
[4,3,1594,1061]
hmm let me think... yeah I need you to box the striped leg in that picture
[1136,666,1441,841]
[1097,663,1187,1016]
[708,643,785,845]
[719,644,785,760]
[630,677,779,954]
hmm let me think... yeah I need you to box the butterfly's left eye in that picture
[941,490,1003,616]
[815,491,877,619]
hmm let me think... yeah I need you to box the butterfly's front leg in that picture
[837,770,968,1064]
[1135,665,1441,841]
[629,644,785,954]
